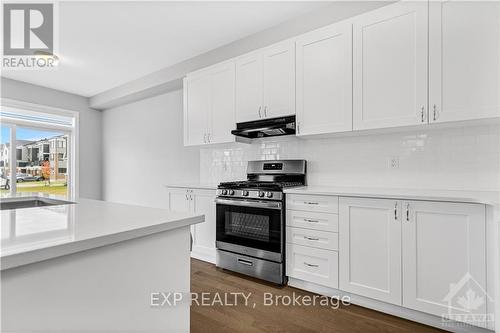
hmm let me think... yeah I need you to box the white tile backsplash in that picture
[200,124,500,191]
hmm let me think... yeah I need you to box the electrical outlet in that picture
[389,156,400,169]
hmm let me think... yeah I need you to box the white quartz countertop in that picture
[0,198,204,270]
[284,186,500,206]
[165,183,218,190]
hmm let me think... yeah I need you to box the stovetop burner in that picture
[219,180,304,190]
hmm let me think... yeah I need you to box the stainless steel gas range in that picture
[215,159,306,285]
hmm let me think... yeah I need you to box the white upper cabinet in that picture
[429,1,500,123]
[184,61,235,146]
[184,75,210,146]
[210,62,235,144]
[235,53,263,123]
[296,21,353,136]
[353,2,428,130]
[235,40,295,123]
[402,200,487,327]
[262,41,295,119]
[339,197,402,305]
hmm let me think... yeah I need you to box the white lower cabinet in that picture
[167,187,216,263]
[286,227,338,251]
[338,197,402,305]
[338,196,487,327]
[402,200,487,326]
[287,243,338,288]
[286,195,339,288]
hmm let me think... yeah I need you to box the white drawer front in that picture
[286,244,338,288]
[286,227,338,251]
[287,194,338,213]
[286,210,338,232]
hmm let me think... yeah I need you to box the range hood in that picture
[231,116,296,139]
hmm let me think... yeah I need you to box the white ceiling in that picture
[2,1,331,97]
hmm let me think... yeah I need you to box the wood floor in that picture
[191,259,445,333]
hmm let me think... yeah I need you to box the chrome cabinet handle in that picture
[406,203,410,222]
[304,262,319,268]
[304,236,319,241]
[207,133,211,143]
[264,106,267,117]
[185,190,189,200]
[203,133,207,144]
[420,106,425,123]
[304,201,319,205]
[304,218,319,223]
[433,104,438,121]
[258,106,262,118]
[394,202,398,220]
[297,122,300,134]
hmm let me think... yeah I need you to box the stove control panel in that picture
[217,189,282,201]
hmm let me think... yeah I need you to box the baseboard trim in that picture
[287,278,493,333]
[191,246,216,264]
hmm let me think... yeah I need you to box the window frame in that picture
[0,98,79,200]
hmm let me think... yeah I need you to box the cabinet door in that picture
[339,197,402,305]
[353,2,428,130]
[191,189,217,263]
[209,62,235,144]
[296,22,352,135]
[235,53,263,123]
[168,188,190,212]
[429,1,500,123]
[402,201,487,326]
[262,41,295,118]
[184,75,210,146]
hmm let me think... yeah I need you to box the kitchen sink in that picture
[0,197,75,210]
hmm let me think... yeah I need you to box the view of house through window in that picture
[0,125,11,197]
[14,128,69,197]
[0,107,75,199]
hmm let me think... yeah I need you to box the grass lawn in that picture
[1,180,68,196]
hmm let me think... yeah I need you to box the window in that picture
[0,103,77,199]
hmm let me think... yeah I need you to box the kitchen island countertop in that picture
[0,198,203,270]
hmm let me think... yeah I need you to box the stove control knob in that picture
[266,192,273,198]
[258,191,265,198]
[228,190,235,196]
[222,189,228,195]
[242,190,249,196]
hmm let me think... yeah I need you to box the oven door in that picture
[215,198,283,262]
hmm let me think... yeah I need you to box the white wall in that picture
[200,124,500,191]
[1,77,102,199]
[102,90,199,208]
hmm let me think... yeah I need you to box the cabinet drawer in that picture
[286,210,338,232]
[287,194,338,213]
[286,244,338,288]
[286,227,338,251]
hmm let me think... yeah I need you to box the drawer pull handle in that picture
[304,201,319,205]
[304,218,319,223]
[304,262,319,267]
[237,258,253,266]
[304,236,319,241]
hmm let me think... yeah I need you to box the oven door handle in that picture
[215,198,282,210]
